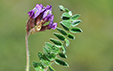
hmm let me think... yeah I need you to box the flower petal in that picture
[48,15,57,30]
[44,14,52,22]
[49,15,54,28]
[42,5,52,19]
[39,4,43,8]
[33,4,43,18]
[28,10,35,18]
[51,23,57,30]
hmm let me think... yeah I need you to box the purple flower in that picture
[28,4,42,18]
[26,4,57,34]
[49,15,57,30]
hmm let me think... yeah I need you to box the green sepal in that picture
[61,46,66,54]
[59,53,67,58]
[55,58,69,67]
[65,38,70,46]
[54,33,65,41]
[72,20,81,27]
[71,14,80,21]
[49,66,56,71]
[68,33,75,40]
[56,27,67,36]
[61,12,70,20]
[33,61,44,71]
[60,20,72,29]
[50,38,62,47]
[70,27,82,33]
[59,5,65,11]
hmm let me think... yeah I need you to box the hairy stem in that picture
[25,34,29,71]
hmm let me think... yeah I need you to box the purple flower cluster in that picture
[26,4,57,34]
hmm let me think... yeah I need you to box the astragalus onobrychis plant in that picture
[25,4,82,71]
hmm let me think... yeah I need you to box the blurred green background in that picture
[0,0,113,71]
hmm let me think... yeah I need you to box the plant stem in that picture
[25,34,29,71]
[44,66,49,71]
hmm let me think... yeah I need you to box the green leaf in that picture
[71,14,80,21]
[45,42,54,48]
[59,53,67,58]
[61,46,66,54]
[45,42,60,54]
[60,20,72,29]
[40,59,50,67]
[45,42,53,53]
[70,27,82,33]
[51,45,60,54]
[49,66,56,71]
[59,5,65,11]
[60,23,69,31]
[61,12,70,20]
[56,27,67,36]
[68,11,72,16]
[50,38,62,47]
[38,52,43,60]
[46,53,56,61]
[65,38,70,46]
[65,8,69,12]
[33,61,44,71]
[68,33,75,40]
[43,47,50,55]
[72,20,81,27]
[54,33,65,41]
[55,58,69,67]
[38,52,48,61]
